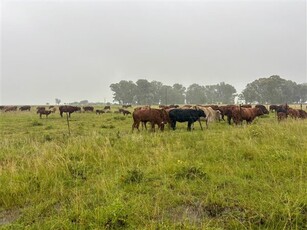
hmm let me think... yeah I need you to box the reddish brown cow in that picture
[132,109,168,132]
[59,106,81,118]
[298,109,307,119]
[218,105,238,125]
[240,104,252,108]
[232,107,264,125]
[288,108,300,119]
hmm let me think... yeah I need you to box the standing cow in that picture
[168,109,206,131]
[19,105,31,111]
[132,109,168,132]
[59,106,81,118]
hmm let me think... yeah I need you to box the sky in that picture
[1,0,306,105]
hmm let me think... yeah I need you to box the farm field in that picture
[0,106,306,229]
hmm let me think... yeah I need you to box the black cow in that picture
[168,109,206,131]
[255,104,269,115]
[19,105,31,111]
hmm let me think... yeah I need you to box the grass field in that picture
[0,106,306,229]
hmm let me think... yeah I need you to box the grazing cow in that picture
[255,104,269,115]
[19,105,31,111]
[83,106,94,112]
[122,109,131,116]
[276,106,288,120]
[59,106,81,118]
[197,106,221,128]
[122,104,132,108]
[132,109,168,132]
[104,106,111,110]
[38,109,52,118]
[36,106,45,111]
[168,109,206,131]
[96,109,105,115]
[298,109,307,119]
[288,108,300,119]
[232,107,264,125]
[4,106,17,112]
[277,112,287,122]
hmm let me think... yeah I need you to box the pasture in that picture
[0,106,306,229]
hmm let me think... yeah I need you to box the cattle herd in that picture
[1,103,306,131]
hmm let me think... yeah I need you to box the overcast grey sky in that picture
[1,0,306,105]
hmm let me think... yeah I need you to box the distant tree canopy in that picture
[242,75,307,104]
[109,79,236,105]
[109,76,305,105]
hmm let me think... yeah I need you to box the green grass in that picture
[0,107,306,229]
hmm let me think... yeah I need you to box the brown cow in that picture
[288,108,300,119]
[298,109,307,119]
[38,110,52,118]
[104,106,111,110]
[4,106,17,112]
[218,105,238,125]
[240,104,252,108]
[277,112,287,122]
[59,106,81,118]
[232,107,264,125]
[132,109,168,132]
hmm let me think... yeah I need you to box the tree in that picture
[135,79,154,105]
[186,83,206,104]
[55,98,61,105]
[110,80,137,104]
[216,82,236,104]
[242,75,300,104]
[150,81,164,104]
[172,83,186,104]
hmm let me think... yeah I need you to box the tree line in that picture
[110,80,236,105]
[110,75,307,105]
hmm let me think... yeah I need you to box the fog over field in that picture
[1,0,306,105]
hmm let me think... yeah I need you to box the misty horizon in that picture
[1,0,306,105]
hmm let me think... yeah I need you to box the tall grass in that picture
[0,108,306,229]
